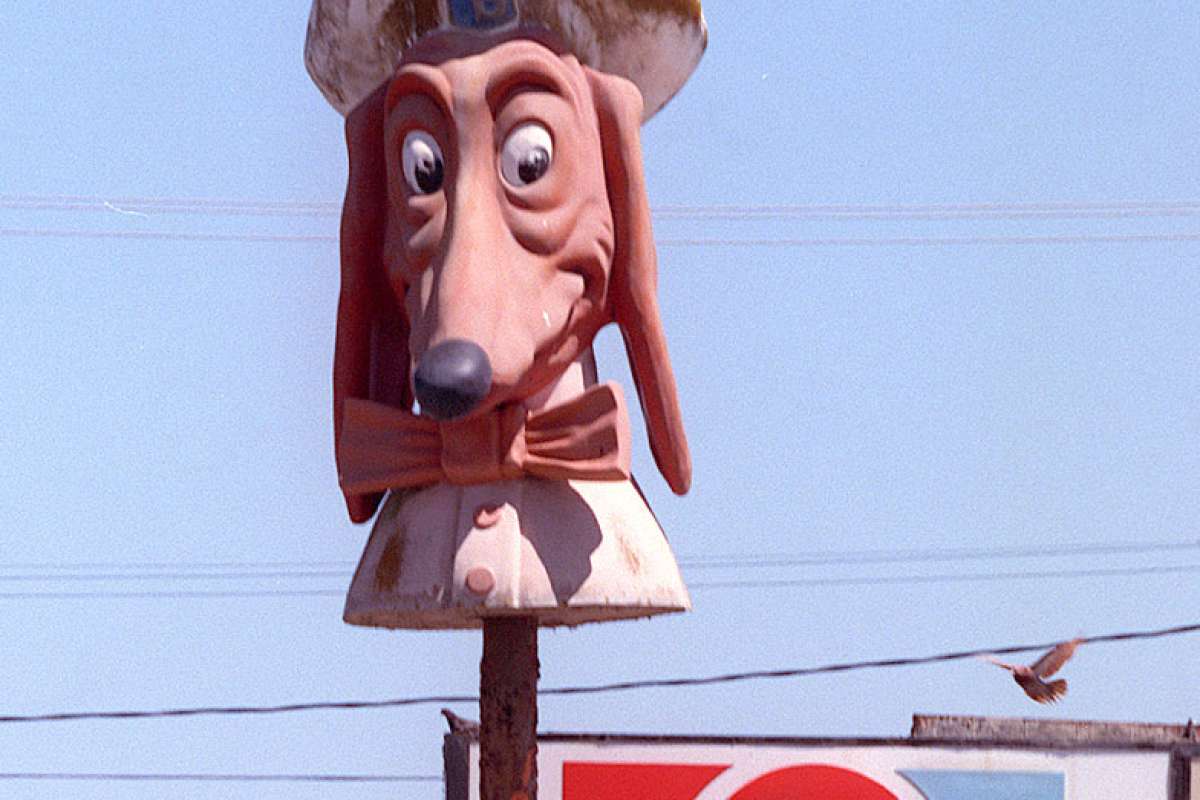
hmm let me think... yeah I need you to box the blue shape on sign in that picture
[448,0,517,30]
[900,770,1064,800]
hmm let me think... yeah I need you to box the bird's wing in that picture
[979,654,1017,671]
[1018,676,1068,704]
[1030,639,1082,678]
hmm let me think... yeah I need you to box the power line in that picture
[0,589,345,600]
[0,559,355,571]
[0,772,439,784]
[20,204,1200,222]
[659,233,1200,247]
[681,539,1200,568]
[673,200,1200,212]
[654,208,1200,221]
[0,199,338,219]
[0,193,337,210]
[3,227,1200,247]
[652,199,1200,218]
[0,569,348,582]
[1,550,1198,586]
[0,693,475,723]
[4,539,1198,574]
[0,227,336,244]
[2,621,1196,724]
[688,563,1200,590]
[3,562,1199,599]
[540,621,1200,697]
[5,194,1200,220]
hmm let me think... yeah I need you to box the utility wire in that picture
[4,227,1199,248]
[1,621,1196,724]
[5,194,1200,220]
[658,233,1200,248]
[12,206,1200,222]
[0,589,345,600]
[683,539,1200,568]
[0,200,338,219]
[0,772,440,784]
[688,563,1200,590]
[2,562,1199,599]
[4,539,1198,573]
[0,559,355,571]
[654,199,1200,217]
[0,693,475,723]
[653,208,1200,221]
[0,194,336,210]
[0,569,349,582]
[0,228,336,244]
[539,621,1200,697]
[659,200,1200,212]
[2,555,1199,586]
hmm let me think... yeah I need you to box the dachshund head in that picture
[334,33,689,522]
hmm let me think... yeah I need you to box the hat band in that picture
[448,0,519,31]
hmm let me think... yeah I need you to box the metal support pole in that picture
[480,617,539,800]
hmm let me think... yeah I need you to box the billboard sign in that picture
[445,734,1188,799]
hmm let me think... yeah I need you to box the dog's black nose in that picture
[413,339,492,420]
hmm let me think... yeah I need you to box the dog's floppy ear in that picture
[586,68,691,495]
[334,82,413,523]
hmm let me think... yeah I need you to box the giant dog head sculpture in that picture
[319,13,703,524]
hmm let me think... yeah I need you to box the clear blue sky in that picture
[2,2,1197,798]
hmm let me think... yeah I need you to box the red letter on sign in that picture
[730,764,898,800]
[563,763,728,800]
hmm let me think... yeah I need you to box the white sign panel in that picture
[450,736,1176,799]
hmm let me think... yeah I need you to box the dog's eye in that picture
[500,123,553,187]
[402,130,444,195]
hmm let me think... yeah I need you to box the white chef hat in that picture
[305,0,706,121]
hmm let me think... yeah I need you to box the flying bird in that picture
[983,639,1083,704]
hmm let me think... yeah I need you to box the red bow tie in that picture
[338,382,632,494]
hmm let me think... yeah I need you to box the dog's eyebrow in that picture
[386,63,454,118]
[484,54,576,115]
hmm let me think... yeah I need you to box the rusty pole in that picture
[480,616,539,800]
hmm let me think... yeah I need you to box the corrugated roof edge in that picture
[443,717,1200,754]
[912,714,1200,748]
